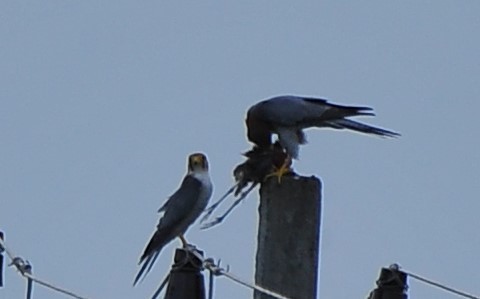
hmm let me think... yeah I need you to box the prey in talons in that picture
[200,142,294,229]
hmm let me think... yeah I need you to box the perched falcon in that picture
[133,153,213,285]
[246,95,400,160]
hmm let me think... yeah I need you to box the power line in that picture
[191,248,293,299]
[2,232,290,299]
[5,231,479,299]
[0,231,5,287]
[0,235,91,299]
[0,233,15,262]
[397,265,480,299]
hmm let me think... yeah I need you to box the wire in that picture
[0,231,6,287]
[2,234,291,299]
[217,268,292,299]
[0,236,91,299]
[0,235,15,262]
[207,261,214,299]
[191,249,293,299]
[400,266,480,299]
[23,272,89,299]
[150,273,170,299]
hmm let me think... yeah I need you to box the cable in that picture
[3,234,296,299]
[0,231,5,287]
[191,249,293,299]
[23,271,89,299]
[207,260,214,299]
[0,236,91,299]
[217,268,292,299]
[150,273,170,299]
[399,266,479,299]
[2,234,290,299]
[0,235,15,262]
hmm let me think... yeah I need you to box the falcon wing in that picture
[256,95,374,127]
[134,175,202,285]
[156,175,203,233]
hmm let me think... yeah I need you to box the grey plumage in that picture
[246,95,400,158]
[134,153,212,285]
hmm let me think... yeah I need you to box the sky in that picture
[1,1,480,299]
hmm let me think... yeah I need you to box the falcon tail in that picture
[133,232,169,286]
[304,98,375,119]
[133,251,161,286]
[326,119,400,137]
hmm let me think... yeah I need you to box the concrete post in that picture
[255,175,322,299]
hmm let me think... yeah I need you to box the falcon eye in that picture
[192,157,202,164]
[189,153,207,169]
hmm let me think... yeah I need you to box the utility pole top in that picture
[163,247,206,299]
[367,266,408,299]
[255,175,322,299]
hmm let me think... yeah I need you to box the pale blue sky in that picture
[1,1,479,299]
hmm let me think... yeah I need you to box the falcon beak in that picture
[189,153,208,171]
[191,155,204,164]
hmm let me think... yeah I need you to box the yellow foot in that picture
[265,156,292,183]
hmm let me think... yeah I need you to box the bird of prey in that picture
[201,142,292,229]
[247,95,400,158]
[133,153,213,285]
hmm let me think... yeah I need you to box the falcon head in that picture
[188,153,209,173]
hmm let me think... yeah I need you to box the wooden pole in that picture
[254,175,321,299]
